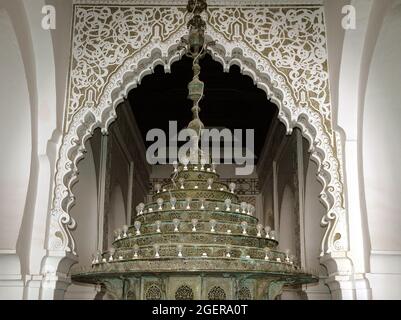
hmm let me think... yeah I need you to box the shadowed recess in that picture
[127,54,277,162]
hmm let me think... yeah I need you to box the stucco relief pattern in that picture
[67,5,188,126]
[207,6,331,132]
[51,2,347,261]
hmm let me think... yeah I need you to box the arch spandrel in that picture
[51,1,348,267]
[67,5,189,124]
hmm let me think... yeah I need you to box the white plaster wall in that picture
[325,0,399,299]
[109,136,130,214]
[304,160,331,300]
[279,184,304,300]
[0,0,75,300]
[45,0,74,130]
[323,0,349,122]
[0,254,24,300]
[106,131,131,248]
[70,142,98,267]
[363,1,401,254]
[278,186,296,254]
[261,179,274,229]
[107,184,127,248]
[363,1,401,300]
[65,142,98,300]
[0,8,31,252]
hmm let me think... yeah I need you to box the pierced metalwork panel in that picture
[208,286,226,300]
[115,232,277,249]
[152,190,239,202]
[129,222,261,235]
[134,210,258,224]
[175,285,194,300]
[113,244,282,259]
[238,286,252,300]
[145,284,162,300]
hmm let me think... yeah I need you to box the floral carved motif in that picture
[67,5,187,126]
[207,6,331,133]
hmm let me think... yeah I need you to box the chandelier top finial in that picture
[178,0,215,140]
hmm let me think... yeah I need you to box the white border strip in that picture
[73,0,324,6]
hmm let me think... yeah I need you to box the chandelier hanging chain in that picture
[178,0,215,62]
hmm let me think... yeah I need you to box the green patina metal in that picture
[71,0,317,300]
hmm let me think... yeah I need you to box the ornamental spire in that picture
[178,0,215,138]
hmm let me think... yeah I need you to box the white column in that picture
[126,163,134,225]
[296,130,306,268]
[97,133,109,251]
[272,161,279,233]
[0,251,24,300]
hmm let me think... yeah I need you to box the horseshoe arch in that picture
[46,1,351,293]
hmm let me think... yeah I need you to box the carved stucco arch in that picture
[48,2,348,270]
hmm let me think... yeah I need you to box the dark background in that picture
[127,54,277,162]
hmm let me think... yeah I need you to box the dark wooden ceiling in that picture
[126,54,277,161]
